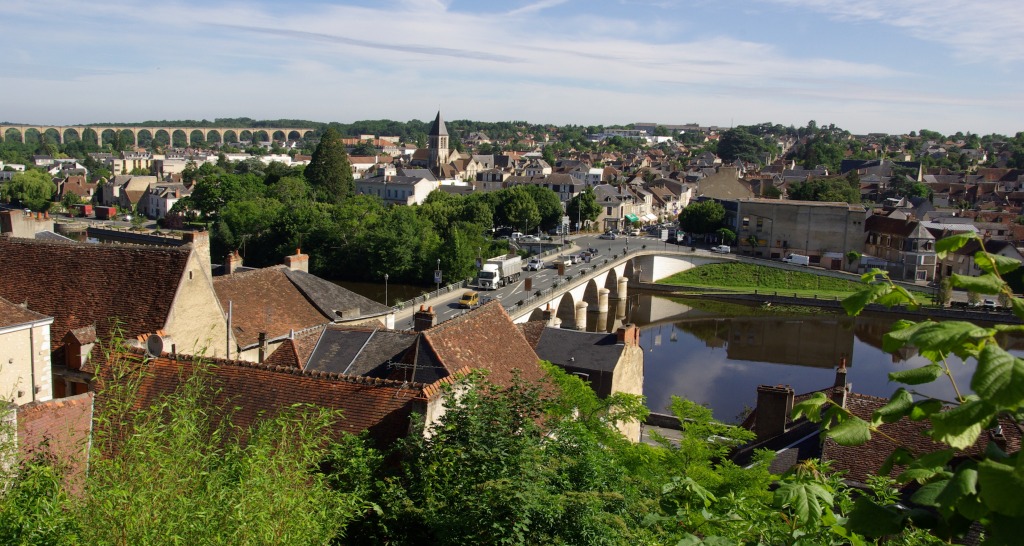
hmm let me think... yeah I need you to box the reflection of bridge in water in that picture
[0,124,316,147]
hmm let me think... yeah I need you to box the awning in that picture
[625,213,639,222]
[643,213,658,222]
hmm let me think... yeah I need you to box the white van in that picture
[782,253,810,266]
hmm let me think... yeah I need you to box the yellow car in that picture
[458,291,480,309]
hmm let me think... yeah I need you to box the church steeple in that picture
[428,110,450,172]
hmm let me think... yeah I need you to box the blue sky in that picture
[2,0,1022,135]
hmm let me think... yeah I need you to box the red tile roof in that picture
[0,235,190,350]
[421,301,548,389]
[0,295,51,328]
[214,266,330,347]
[95,351,425,448]
[17,392,94,491]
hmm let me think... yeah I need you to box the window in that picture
[756,218,763,229]
[742,216,749,228]
[607,206,612,215]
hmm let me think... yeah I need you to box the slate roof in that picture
[531,327,622,373]
[305,327,417,376]
[0,295,51,328]
[97,352,425,449]
[284,269,391,320]
[0,235,190,350]
[428,111,448,136]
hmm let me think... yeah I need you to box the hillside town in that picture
[3,114,1024,543]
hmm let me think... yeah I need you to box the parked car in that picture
[599,232,617,240]
[983,299,998,309]
[458,291,480,309]
[586,247,599,256]
[525,258,544,271]
[711,245,731,254]
[629,228,641,236]
[520,235,541,243]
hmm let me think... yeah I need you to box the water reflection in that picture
[632,295,1011,424]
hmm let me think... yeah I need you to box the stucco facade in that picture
[733,199,867,266]
[0,307,54,406]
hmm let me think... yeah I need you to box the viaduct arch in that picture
[0,124,318,147]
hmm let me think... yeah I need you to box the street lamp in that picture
[384,273,389,307]
[436,258,441,293]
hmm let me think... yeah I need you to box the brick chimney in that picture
[413,305,436,332]
[284,248,309,273]
[616,323,639,346]
[224,250,242,275]
[832,356,849,407]
[755,384,794,441]
[181,230,211,274]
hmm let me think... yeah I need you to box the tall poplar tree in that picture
[306,127,354,203]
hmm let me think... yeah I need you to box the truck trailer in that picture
[478,254,523,290]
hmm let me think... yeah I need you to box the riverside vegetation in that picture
[2,231,1021,545]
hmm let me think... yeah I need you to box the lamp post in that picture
[384,273,389,307]
[436,258,441,293]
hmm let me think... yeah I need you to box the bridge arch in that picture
[223,130,238,144]
[272,130,286,142]
[41,128,61,144]
[61,127,81,144]
[189,129,205,146]
[206,130,222,145]
[252,130,270,143]
[555,292,577,329]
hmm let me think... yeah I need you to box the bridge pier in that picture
[574,301,588,331]
[541,304,557,326]
[617,276,629,300]
[615,297,627,321]
[598,288,610,313]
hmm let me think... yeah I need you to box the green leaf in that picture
[978,459,1024,516]
[860,268,889,283]
[911,479,947,507]
[929,398,995,450]
[987,513,1024,546]
[842,283,892,316]
[909,399,943,421]
[675,534,703,546]
[975,251,1022,275]
[950,273,1004,295]
[971,344,1024,411]
[888,364,943,385]
[1012,297,1024,322]
[826,415,872,446]
[791,391,828,422]
[935,232,975,259]
[897,449,955,482]
[845,497,906,537]
[879,447,916,477]
[774,481,834,524]
[873,388,915,426]
[882,321,926,353]
[935,466,978,519]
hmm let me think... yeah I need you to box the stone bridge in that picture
[505,247,869,332]
[0,124,316,147]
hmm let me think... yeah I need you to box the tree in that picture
[789,177,860,204]
[716,227,736,245]
[522,185,563,231]
[717,127,776,163]
[350,140,379,156]
[1,170,56,211]
[678,200,725,237]
[305,128,354,204]
[566,187,601,231]
[496,186,541,234]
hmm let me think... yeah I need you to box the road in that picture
[394,231,681,329]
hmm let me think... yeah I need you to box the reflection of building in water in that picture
[853,316,918,362]
[677,316,855,368]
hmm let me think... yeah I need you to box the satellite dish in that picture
[145,334,165,357]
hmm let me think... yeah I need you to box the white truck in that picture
[478,254,523,289]
[782,253,810,266]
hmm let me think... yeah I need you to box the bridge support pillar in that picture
[615,297,627,321]
[541,304,556,326]
[617,276,629,300]
[574,301,588,331]
[598,288,610,313]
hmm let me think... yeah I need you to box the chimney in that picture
[413,305,436,332]
[284,248,309,273]
[832,356,849,407]
[616,323,639,346]
[225,250,242,275]
[258,332,267,363]
[181,230,211,274]
[755,384,794,441]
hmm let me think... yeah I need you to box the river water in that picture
[628,294,1020,423]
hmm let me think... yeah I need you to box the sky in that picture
[2,0,1023,136]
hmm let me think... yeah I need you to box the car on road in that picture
[585,247,599,256]
[629,228,641,236]
[458,291,480,309]
[983,299,998,310]
[711,245,731,253]
[520,235,541,243]
[599,232,616,240]
[525,258,544,271]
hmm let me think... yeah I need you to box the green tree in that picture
[566,187,601,231]
[1,170,57,211]
[717,127,776,163]
[522,185,563,230]
[496,186,541,234]
[306,128,354,204]
[678,200,725,237]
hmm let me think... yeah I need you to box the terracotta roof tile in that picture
[0,296,51,328]
[0,235,190,349]
[97,351,425,448]
[214,266,330,347]
[16,392,94,491]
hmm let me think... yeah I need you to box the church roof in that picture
[428,111,448,137]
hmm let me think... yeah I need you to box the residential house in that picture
[140,182,189,219]
[213,251,395,362]
[5,392,95,492]
[693,166,754,201]
[58,175,98,203]
[593,184,645,232]
[109,151,153,176]
[0,231,233,397]
[355,174,438,205]
[519,323,644,441]
[523,159,552,178]
[937,239,1024,281]
[100,175,157,210]
[1,209,55,238]
[863,214,937,281]
[0,297,54,406]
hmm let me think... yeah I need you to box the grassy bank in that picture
[658,263,864,296]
